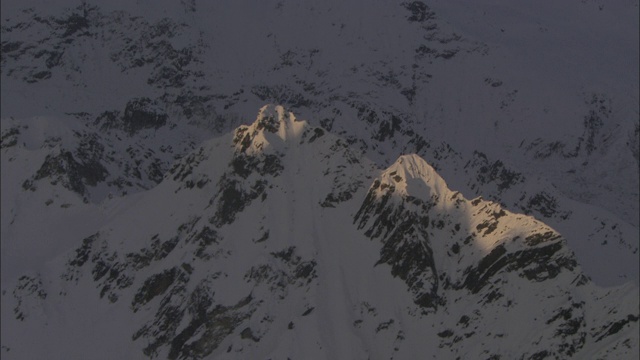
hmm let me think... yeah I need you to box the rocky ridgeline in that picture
[4,106,637,359]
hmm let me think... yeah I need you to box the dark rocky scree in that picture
[131,272,256,360]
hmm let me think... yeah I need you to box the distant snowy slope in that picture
[2,0,637,286]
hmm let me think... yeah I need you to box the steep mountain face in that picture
[1,106,638,359]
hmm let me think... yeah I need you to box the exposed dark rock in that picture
[190,227,219,260]
[122,97,167,134]
[525,231,560,247]
[1,40,22,53]
[595,314,640,342]
[320,190,354,208]
[545,302,587,356]
[256,114,281,133]
[231,153,283,179]
[375,216,440,309]
[94,111,121,131]
[467,151,523,193]
[240,327,260,342]
[524,192,568,219]
[355,179,442,310]
[462,240,575,294]
[132,267,185,311]
[462,245,507,293]
[210,177,265,227]
[68,234,98,269]
[0,126,20,148]
[402,1,435,22]
[245,247,317,294]
[302,307,315,316]
[308,128,325,143]
[127,235,180,270]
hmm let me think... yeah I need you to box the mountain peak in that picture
[378,154,450,200]
[233,105,307,154]
[255,104,289,133]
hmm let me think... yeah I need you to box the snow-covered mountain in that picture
[2,106,638,359]
[1,0,638,358]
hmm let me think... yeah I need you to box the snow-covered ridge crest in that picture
[379,154,450,201]
[232,104,307,154]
